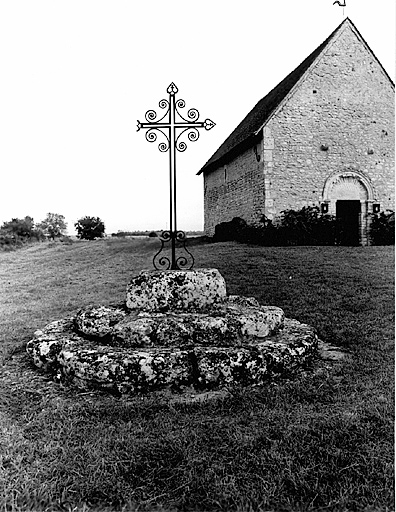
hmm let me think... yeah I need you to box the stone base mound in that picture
[26,268,318,394]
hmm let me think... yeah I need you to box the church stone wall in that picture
[263,24,394,221]
[203,145,265,236]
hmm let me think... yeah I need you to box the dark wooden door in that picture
[336,200,361,246]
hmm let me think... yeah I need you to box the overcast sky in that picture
[0,0,394,235]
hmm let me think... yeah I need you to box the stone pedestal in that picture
[126,268,227,311]
[26,269,318,394]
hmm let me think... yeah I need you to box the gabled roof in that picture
[198,17,394,175]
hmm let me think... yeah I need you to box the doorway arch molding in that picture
[322,169,375,202]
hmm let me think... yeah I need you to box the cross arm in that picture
[137,119,215,132]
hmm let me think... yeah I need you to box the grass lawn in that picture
[0,239,394,512]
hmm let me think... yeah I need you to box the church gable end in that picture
[263,19,394,244]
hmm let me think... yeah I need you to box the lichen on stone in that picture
[126,268,227,312]
[74,305,127,339]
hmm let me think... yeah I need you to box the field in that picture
[0,238,394,512]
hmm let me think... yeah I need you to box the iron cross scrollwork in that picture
[137,83,215,270]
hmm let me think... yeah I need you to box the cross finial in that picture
[167,82,178,95]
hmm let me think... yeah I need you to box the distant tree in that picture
[74,216,105,240]
[1,216,35,239]
[37,213,67,240]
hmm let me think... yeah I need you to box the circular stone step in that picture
[73,300,285,349]
[26,316,318,394]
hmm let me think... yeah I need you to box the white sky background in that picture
[0,1,394,235]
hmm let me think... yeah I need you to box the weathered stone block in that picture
[226,303,284,338]
[74,305,127,339]
[126,268,227,312]
[194,318,318,388]
[110,303,283,348]
[58,347,193,393]
[26,318,79,371]
[194,347,267,388]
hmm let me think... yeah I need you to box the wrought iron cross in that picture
[137,83,215,270]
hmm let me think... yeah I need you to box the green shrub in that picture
[75,216,105,240]
[214,217,248,242]
[277,206,336,246]
[37,213,67,240]
[1,216,35,239]
[370,211,394,245]
[0,235,17,248]
[213,207,337,246]
[0,214,66,245]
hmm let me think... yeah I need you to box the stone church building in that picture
[198,18,394,245]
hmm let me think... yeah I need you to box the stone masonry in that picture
[204,145,265,231]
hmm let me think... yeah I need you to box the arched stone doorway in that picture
[322,170,375,246]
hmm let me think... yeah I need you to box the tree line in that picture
[0,214,105,244]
